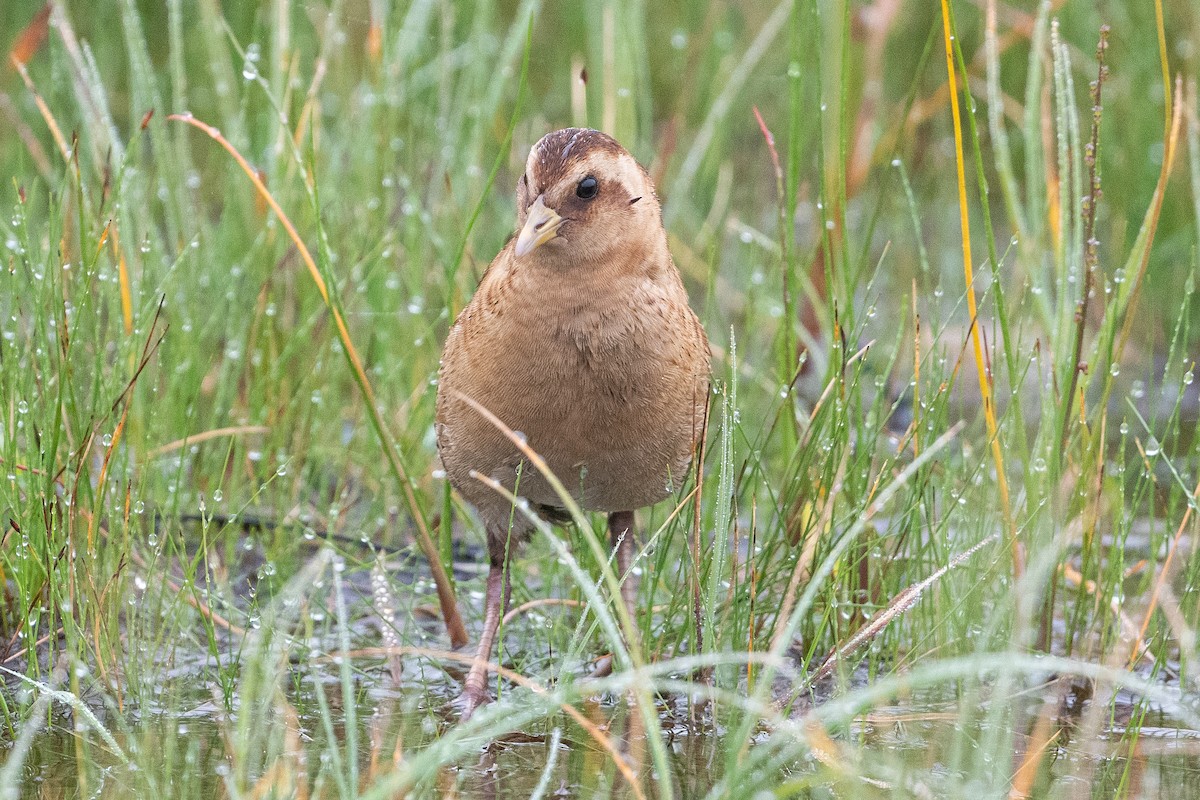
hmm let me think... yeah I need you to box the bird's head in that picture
[513,128,663,271]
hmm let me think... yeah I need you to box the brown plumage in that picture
[435,128,710,717]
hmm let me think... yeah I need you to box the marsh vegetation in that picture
[1,0,1199,797]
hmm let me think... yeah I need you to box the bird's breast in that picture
[438,272,708,514]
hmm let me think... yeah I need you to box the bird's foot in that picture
[452,683,491,722]
[588,653,614,679]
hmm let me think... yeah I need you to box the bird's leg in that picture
[458,547,511,721]
[608,510,638,627]
[590,510,639,681]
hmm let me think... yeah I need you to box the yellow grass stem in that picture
[146,425,272,459]
[1008,697,1060,799]
[109,222,134,338]
[911,284,920,455]
[939,0,1022,578]
[11,57,69,163]
[168,113,468,650]
[1154,0,1171,139]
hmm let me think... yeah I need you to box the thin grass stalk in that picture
[48,5,122,175]
[690,390,711,679]
[284,0,342,177]
[1022,3,1051,211]
[1189,79,1200,249]
[269,0,291,150]
[753,107,798,444]
[194,0,244,146]
[477,0,543,132]
[912,286,922,453]
[11,59,71,168]
[940,0,1021,578]
[705,336,737,671]
[165,0,190,129]
[310,653,352,800]
[1034,23,1085,651]
[811,0,838,380]
[783,2,803,403]
[527,727,563,800]
[746,496,759,690]
[226,552,331,792]
[895,160,931,281]
[1050,23,1075,346]
[1158,261,1194,399]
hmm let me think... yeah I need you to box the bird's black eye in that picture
[576,176,598,200]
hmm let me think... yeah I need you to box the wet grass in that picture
[2,0,1200,797]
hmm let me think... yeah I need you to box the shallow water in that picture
[8,676,1200,798]
[4,534,1199,798]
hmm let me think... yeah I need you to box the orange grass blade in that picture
[940,0,1022,577]
[168,113,468,649]
[1008,695,1060,799]
[7,4,51,67]
[146,425,271,459]
[12,58,70,163]
[109,223,134,337]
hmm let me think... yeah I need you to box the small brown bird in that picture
[436,128,710,717]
